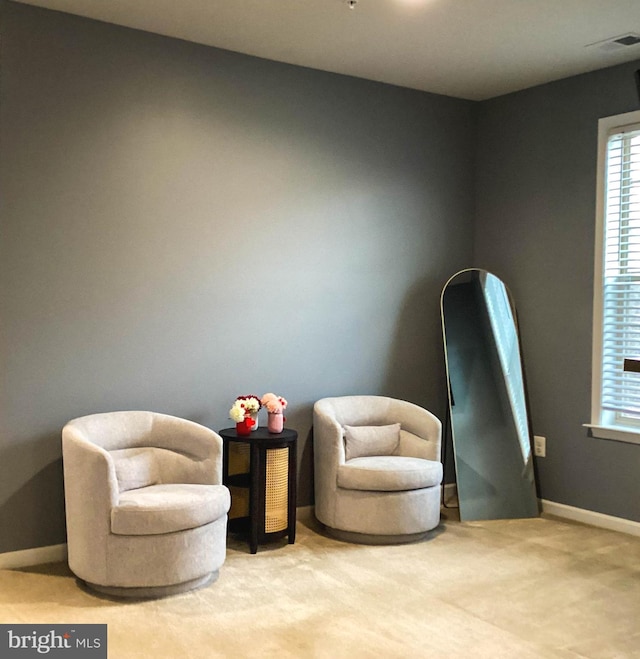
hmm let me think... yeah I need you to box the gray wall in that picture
[0,2,475,552]
[475,60,640,522]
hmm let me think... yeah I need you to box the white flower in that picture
[243,397,260,413]
[229,401,246,422]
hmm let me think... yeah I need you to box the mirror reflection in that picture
[441,269,539,521]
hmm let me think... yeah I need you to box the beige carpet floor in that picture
[1,509,639,658]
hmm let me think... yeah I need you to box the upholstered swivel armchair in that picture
[313,396,443,543]
[62,411,231,598]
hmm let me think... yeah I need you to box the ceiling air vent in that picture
[588,33,640,52]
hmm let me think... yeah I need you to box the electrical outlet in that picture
[533,435,546,457]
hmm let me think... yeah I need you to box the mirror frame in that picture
[440,268,540,521]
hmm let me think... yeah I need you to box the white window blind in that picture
[600,124,640,425]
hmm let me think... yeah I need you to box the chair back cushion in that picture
[111,446,216,492]
[111,448,160,492]
[343,423,400,460]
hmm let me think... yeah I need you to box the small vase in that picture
[250,411,259,431]
[236,418,253,436]
[267,412,284,434]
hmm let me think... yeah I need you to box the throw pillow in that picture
[343,423,401,461]
[111,448,160,492]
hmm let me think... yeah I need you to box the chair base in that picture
[80,571,218,600]
[323,525,432,545]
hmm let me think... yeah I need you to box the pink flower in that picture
[261,393,288,413]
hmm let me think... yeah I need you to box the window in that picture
[589,110,640,444]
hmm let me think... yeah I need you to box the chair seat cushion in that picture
[111,483,230,536]
[337,456,442,492]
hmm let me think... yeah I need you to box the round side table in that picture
[219,427,297,554]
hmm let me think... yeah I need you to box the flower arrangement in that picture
[260,393,288,414]
[261,393,288,433]
[229,394,262,424]
[228,393,288,434]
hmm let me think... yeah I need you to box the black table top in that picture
[218,427,297,444]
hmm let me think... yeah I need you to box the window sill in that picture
[583,424,640,445]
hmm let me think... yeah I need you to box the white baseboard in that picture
[541,500,640,538]
[291,499,640,539]
[439,486,639,538]
[1,502,637,570]
[0,509,319,570]
[0,543,67,570]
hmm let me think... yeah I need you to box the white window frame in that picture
[587,109,640,445]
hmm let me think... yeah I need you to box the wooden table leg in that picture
[287,440,297,544]
[249,443,260,554]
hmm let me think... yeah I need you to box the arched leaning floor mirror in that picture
[440,269,539,521]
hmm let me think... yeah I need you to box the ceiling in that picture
[12,0,640,100]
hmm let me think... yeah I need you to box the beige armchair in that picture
[313,396,442,543]
[62,411,230,598]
